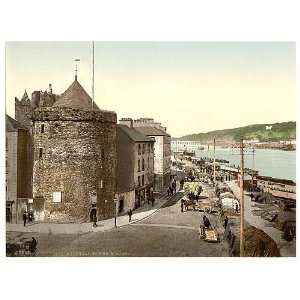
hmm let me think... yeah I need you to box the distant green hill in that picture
[175,121,296,142]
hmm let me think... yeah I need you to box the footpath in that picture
[6,192,177,235]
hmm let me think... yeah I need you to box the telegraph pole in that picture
[251,146,255,191]
[213,138,216,183]
[240,139,245,257]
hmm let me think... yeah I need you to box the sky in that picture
[5,42,296,137]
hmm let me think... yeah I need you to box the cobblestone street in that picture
[6,185,229,257]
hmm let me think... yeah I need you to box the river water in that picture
[172,145,296,182]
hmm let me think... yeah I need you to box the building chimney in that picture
[119,118,133,128]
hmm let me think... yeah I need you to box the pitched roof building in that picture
[119,117,171,192]
[116,123,155,211]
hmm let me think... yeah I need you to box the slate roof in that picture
[117,125,155,142]
[53,79,100,111]
[134,126,170,137]
[6,115,28,132]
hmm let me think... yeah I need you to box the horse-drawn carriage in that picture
[181,196,196,210]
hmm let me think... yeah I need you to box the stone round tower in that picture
[32,78,117,223]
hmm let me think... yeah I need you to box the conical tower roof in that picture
[53,78,99,111]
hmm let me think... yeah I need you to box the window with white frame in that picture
[52,191,62,203]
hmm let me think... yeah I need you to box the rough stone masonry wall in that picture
[15,99,34,198]
[17,129,32,198]
[32,107,117,223]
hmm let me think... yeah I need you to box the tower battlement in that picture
[32,107,117,123]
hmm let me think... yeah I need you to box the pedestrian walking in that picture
[28,210,33,223]
[180,179,184,190]
[203,215,211,229]
[128,209,133,222]
[172,180,176,193]
[167,187,170,197]
[235,202,239,213]
[151,196,155,207]
[150,187,154,198]
[92,214,97,227]
[224,216,228,229]
[181,202,184,212]
[23,211,27,227]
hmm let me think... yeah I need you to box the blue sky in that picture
[6,42,296,137]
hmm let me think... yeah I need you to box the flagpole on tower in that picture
[92,41,95,111]
[74,58,80,81]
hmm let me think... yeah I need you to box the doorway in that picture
[6,203,12,223]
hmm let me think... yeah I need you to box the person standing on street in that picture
[92,214,97,227]
[28,210,33,223]
[128,209,133,222]
[203,215,211,229]
[30,237,38,255]
[181,202,184,212]
[224,216,228,229]
[151,196,155,207]
[172,180,176,193]
[235,202,239,213]
[23,211,27,227]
